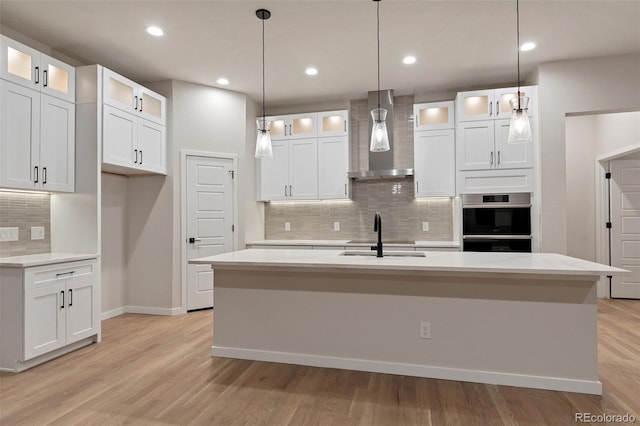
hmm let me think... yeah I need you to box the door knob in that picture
[188,237,201,243]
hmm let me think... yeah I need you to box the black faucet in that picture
[371,212,383,257]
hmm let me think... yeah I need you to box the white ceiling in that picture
[1,1,639,107]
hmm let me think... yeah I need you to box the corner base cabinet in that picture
[0,258,100,372]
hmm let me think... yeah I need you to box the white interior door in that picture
[610,159,640,299]
[186,155,234,310]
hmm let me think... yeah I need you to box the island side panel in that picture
[211,268,600,394]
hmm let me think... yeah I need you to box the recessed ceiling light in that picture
[216,78,230,85]
[403,56,417,65]
[146,26,164,37]
[520,42,536,52]
[305,67,318,76]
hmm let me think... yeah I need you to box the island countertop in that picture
[191,248,626,278]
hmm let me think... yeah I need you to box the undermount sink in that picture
[340,250,426,258]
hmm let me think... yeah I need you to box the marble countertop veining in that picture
[191,249,626,277]
[0,253,99,268]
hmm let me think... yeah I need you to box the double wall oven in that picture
[462,193,532,252]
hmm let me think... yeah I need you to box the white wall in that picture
[595,112,640,158]
[101,173,128,313]
[565,116,597,261]
[538,53,640,254]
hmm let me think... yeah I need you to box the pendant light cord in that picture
[376,0,381,111]
[262,16,266,122]
[516,0,521,109]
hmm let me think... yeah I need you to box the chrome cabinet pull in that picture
[344,120,347,132]
[139,150,142,165]
[134,149,138,164]
[134,96,138,110]
[34,166,38,183]
[69,289,73,307]
[60,291,65,309]
[139,98,143,112]
[289,185,292,196]
[284,125,288,137]
[284,185,288,196]
[56,271,75,278]
[490,151,494,166]
[344,183,347,195]
[34,66,39,84]
[42,167,47,184]
[43,70,48,87]
[289,124,292,136]
[496,101,500,115]
[497,151,501,165]
[489,101,493,117]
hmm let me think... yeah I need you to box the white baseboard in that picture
[101,307,126,320]
[211,346,603,395]
[101,306,183,319]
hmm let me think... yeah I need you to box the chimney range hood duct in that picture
[347,90,414,179]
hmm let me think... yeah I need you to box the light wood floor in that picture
[1,299,638,425]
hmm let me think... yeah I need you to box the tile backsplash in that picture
[265,179,453,241]
[264,95,454,242]
[0,192,51,257]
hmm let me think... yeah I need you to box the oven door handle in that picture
[462,203,531,209]
[463,235,532,240]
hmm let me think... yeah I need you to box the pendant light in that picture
[255,8,273,158]
[507,0,533,144]
[370,0,390,152]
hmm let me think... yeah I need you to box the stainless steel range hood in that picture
[347,89,414,180]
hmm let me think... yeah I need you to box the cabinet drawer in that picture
[25,260,97,290]
[457,169,534,194]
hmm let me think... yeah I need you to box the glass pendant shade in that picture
[507,95,532,144]
[255,118,273,158]
[370,108,390,152]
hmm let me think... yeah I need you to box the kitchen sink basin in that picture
[340,250,425,257]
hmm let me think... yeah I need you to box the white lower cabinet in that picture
[1,259,100,372]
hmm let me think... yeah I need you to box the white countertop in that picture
[246,240,460,248]
[191,248,626,277]
[0,253,99,268]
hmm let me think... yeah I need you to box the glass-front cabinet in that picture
[265,113,318,141]
[457,86,535,121]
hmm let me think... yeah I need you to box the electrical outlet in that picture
[31,226,45,240]
[420,321,431,339]
[284,222,291,231]
[422,222,430,232]
[333,222,340,231]
[0,227,19,242]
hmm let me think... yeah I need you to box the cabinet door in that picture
[103,104,136,169]
[24,283,66,359]
[0,80,40,190]
[138,86,166,125]
[40,53,75,103]
[318,136,349,199]
[258,140,289,200]
[414,101,454,131]
[457,120,495,171]
[494,118,534,169]
[318,110,348,137]
[289,113,318,139]
[40,94,75,192]
[0,35,40,89]
[289,138,318,200]
[414,129,455,197]
[137,118,166,174]
[103,68,136,113]
[456,90,495,121]
[265,115,289,141]
[65,277,98,344]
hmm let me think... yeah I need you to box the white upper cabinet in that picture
[0,35,75,192]
[318,110,349,137]
[101,67,167,175]
[258,139,318,201]
[414,101,454,131]
[456,86,536,122]
[263,112,318,141]
[414,129,455,197]
[1,36,75,103]
[318,136,349,200]
[103,68,165,125]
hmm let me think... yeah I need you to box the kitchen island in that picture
[191,249,625,395]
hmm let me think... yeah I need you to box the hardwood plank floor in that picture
[1,299,638,425]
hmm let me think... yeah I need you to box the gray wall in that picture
[0,192,50,257]
[538,53,640,254]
